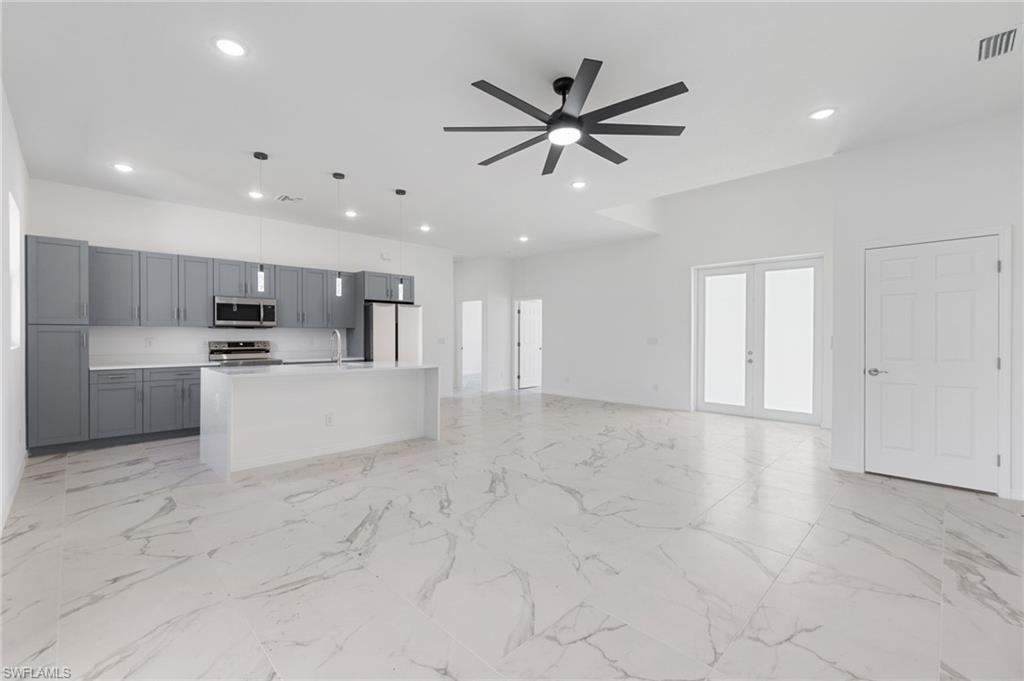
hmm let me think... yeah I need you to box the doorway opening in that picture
[696,256,824,424]
[459,300,483,393]
[516,299,542,390]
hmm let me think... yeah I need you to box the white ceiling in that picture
[3,2,1021,257]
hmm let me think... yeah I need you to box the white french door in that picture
[697,257,823,424]
[864,236,1000,492]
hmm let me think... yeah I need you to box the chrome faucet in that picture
[331,329,343,366]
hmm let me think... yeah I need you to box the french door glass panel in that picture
[702,272,747,407]
[699,258,822,423]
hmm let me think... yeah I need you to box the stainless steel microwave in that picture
[213,296,277,328]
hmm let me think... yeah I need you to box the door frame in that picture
[695,255,825,424]
[860,228,1013,499]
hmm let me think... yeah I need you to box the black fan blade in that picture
[479,134,548,166]
[578,135,627,165]
[472,80,550,123]
[585,81,689,122]
[562,58,602,117]
[541,145,563,175]
[444,126,547,132]
[585,123,685,136]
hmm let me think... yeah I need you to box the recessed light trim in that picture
[420,224,431,232]
[248,190,263,199]
[571,180,587,189]
[215,38,246,57]
[519,236,529,242]
[113,163,134,173]
[808,107,836,120]
[345,209,358,218]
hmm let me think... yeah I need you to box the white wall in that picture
[2,84,30,524]
[513,160,834,416]
[454,257,514,392]
[832,111,1023,498]
[28,180,456,396]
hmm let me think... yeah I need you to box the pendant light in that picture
[253,152,268,293]
[334,172,346,297]
[395,188,407,301]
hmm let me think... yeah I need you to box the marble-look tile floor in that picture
[3,392,1021,680]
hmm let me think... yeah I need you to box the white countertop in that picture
[89,357,365,371]
[204,361,438,378]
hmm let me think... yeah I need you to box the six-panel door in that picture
[26,235,90,325]
[89,246,140,325]
[179,256,213,327]
[27,325,89,446]
[90,382,144,438]
[140,252,180,326]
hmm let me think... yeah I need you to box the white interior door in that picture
[459,300,482,391]
[864,236,1000,492]
[697,257,823,424]
[517,299,542,389]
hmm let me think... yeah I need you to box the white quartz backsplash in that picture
[89,326,349,367]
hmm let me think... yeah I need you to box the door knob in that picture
[866,368,888,376]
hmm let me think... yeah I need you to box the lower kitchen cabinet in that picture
[27,325,90,447]
[90,382,143,439]
[184,378,201,428]
[144,380,184,433]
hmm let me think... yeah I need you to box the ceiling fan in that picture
[443,58,688,175]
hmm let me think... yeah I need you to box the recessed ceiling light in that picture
[548,124,582,146]
[248,190,263,199]
[808,108,836,120]
[519,236,529,242]
[113,163,133,173]
[571,180,587,190]
[420,224,431,232]
[215,38,246,57]
[345,209,358,218]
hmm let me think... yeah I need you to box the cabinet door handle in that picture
[182,306,187,322]
[83,302,88,319]
[80,331,86,348]
[137,387,143,403]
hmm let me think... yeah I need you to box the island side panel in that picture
[199,367,233,479]
[228,369,431,472]
[424,367,440,440]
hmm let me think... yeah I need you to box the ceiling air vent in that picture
[274,194,304,203]
[978,28,1017,61]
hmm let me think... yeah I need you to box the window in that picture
[9,193,21,349]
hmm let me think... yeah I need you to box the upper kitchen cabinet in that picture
[26,235,90,325]
[89,246,140,326]
[246,262,275,298]
[27,324,89,447]
[275,265,302,328]
[213,259,247,297]
[390,274,415,304]
[360,271,391,302]
[329,271,356,329]
[140,252,180,327]
[178,255,213,327]
[300,268,329,328]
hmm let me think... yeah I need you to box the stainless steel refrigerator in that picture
[364,302,423,363]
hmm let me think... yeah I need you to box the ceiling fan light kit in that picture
[444,58,688,175]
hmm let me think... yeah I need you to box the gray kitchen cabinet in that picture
[361,271,391,302]
[144,380,183,433]
[179,255,214,327]
[90,382,143,439]
[275,266,302,328]
[246,262,275,298]
[27,325,89,447]
[26,235,90,325]
[390,274,415,304]
[140,252,180,327]
[301,269,329,328]
[213,259,247,296]
[183,378,202,429]
[89,246,140,326]
[329,271,356,329]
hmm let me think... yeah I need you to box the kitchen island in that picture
[199,362,439,479]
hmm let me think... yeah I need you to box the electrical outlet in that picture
[324,413,334,427]
[144,337,154,348]
[437,337,446,344]
[653,383,659,392]
[646,337,659,345]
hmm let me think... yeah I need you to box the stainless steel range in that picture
[208,340,284,366]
